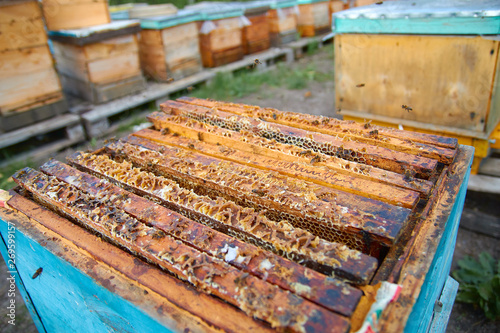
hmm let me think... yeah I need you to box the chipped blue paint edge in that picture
[332,17,500,35]
[404,153,473,333]
[0,225,46,333]
[428,276,459,333]
[0,218,174,333]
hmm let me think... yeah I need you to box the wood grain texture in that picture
[0,1,46,51]
[335,35,499,132]
[41,0,110,30]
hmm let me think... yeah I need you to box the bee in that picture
[104,137,116,144]
[312,120,320,126]
[321,117,330,124]
[364,121,371,129]
[369,129,379,137]
[403,168,415,182]
[402,104,413,112]
[299,149,312,155]
[336,107,342,113]
[160,128,170,135]
[172,132,180,137]
[272,113,277,120]
[356,83,365,88]
[187,86,194,93]
[188,143,195,149]
[253,59,262,68]
[167,77,175,83]
[197,132,203,141]
[32,267,43,279]
[310,155,322,164]
[252,189,266,197]
[375,1,383,4]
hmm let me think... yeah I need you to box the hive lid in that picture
[185,2,244,20]
[332,0,500,35]
[297,0,330,5]
[258,0,298,9]
[48,20,141,46]
[140,10,201,29]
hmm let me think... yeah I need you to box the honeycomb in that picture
[72,152,376,282]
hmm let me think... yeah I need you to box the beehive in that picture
[0,98,473,332]
[50,20,146,104]
[0,0,66,132]
[297,0,331,37]
[41,0,110,31]
[191,5,246,68]
[138,11,203,81]
[332,0,500,173]
[265,0,300,46]
[239,2,271,55]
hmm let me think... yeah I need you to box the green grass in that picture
[0,159,36,190]
[190,49,334,100]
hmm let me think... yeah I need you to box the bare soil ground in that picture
[1,45,499,332]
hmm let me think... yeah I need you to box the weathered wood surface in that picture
[42,159,368,313]
[13,168,351,332]
[335,34,500,134]
[243,14,270,54]
[297,2,331,37]
[0,0,47,51]
[159,100,439,177]
[68,152,377,285]
[41,0,110,31]
[198,17,244,68]
[2,192,272,333]
[268,8,298,34]
[105,136,411,255]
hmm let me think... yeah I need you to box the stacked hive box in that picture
[192,5,246,68]
[0,97,473,332]
[297,0,331,37]
[138,10,203,81]
[265,0,300,46]
[238,2,271,55]
[332,0,500,173]
[0,0,66,132]
[329,0,347,25]
[49,21,146,104]
[41,0,110,30]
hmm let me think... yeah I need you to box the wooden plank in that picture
[87,51,141,84]
[160,101,439,177]
[41,0,110,30]
[134,128,420,208]
[467,174,500,193]
[178,97,457,164]
[335,35,499,133]
[0,45,53,78]
[478,157,500,177]
[68,151,378,285]
[378,145,474,332]
[0,68,62,114]
[60,74,146,104]
[428,276,459,333]
[3,192,271,333]
[42,159,367,313]
[459,208,500,239]
[268,8,298,34]
[0,113,80,149]
[134,119,433,196]
[108,137,412,254]
[13,168,351,333]
[0,0,46,51]
[129,4,177,19]
[0,97,66,132]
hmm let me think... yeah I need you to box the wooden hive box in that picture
[239,2,271,55]
[49,20,146,104]
[265,0,300,46]
[0,97,473,332]
[329,0,347,25]
[297,0,332,37]
[332,0,500,173]
[0,0,66,133]
[190,5,246,68]
[40,0,110,31]
[138,10,203,81]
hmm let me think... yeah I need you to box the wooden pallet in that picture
[287,32,334,58]
[0,98,472,332]
[80,48,293,138]
[0,114,85,167]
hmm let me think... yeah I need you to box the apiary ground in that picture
[0,44,499,333]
